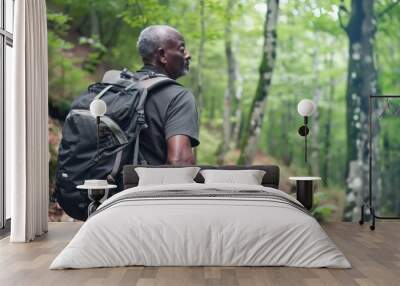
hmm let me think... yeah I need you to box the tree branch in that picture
[378,0,400,19]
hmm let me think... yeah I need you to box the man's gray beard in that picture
[176,66,189,79]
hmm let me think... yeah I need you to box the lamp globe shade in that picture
[297,99,315,117]
[90,99,107,117]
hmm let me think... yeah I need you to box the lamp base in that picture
[298,125,309,136]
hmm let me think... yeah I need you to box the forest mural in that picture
[46,0,400,222]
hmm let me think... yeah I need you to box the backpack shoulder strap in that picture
[102,69,179,91]
[140,75,180,91]
[130,75,179,165]
[134,75,180,111]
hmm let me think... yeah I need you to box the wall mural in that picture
[46,0,400,222]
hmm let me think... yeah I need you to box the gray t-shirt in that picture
[137,65,200,165]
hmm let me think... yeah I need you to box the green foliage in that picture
[47,11,70,33]
[311,192,338,222]
[47,10,91,115]
[196,122,222,165]
[79,35,108,72]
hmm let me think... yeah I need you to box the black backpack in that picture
[54,69,177,221]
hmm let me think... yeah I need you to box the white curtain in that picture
[7,0,49,242]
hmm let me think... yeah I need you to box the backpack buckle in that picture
[121,68,134,79]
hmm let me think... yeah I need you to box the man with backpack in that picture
[54,25,199,220]
[135,25,199,165]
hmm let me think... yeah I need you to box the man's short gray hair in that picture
[137,25,179,60]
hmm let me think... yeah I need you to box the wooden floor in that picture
[0,222,399,286]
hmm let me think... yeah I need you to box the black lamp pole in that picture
[90,99,107,161]
[96,116,100,160]
[298,116,309,163]
[304,116,308,163]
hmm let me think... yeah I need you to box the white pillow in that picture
[135,167,200,186]
[200,169,266,185]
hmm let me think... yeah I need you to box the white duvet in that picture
[50,183,351,269]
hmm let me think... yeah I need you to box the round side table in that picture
[289,177,321,210]
[77,181,117,217]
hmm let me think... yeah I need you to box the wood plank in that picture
[0,222,399,286]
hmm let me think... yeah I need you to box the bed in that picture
[50,165,351,269]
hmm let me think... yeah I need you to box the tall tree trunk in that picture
[90,9,100,39]
[237,0,279,165]
[232,61,243,147]
[196,0,205,112]
[208,93,216,120]
[194,0,205,161]
[321,53,335,187]
[217,0,237,164]
[381,131,391,214]
[340,0,380,221]
[279,98,293,166]
[310,48,321,176]
[267,108,277,157]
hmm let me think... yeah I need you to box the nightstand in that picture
[77,180,117,217]
[289,177,321,210]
